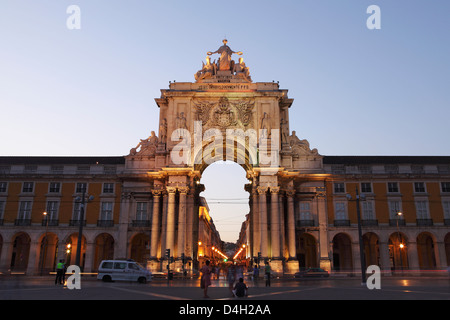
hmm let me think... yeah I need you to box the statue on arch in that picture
[207,39,242,71]
[195,56,216,81]
[233,57,251,82]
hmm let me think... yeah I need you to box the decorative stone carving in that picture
[129,131,158,156]
[193,97,255,129]
[233,57,251,82]
[194,56,216,81]
[288,131,319,156]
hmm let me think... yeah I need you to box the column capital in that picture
[178,186,190,194]
[315,186,326,198]
[270,186,280,194]
[166,186,177,194]
[285,189,296,197]
[257,186,268,195]
[151,189,162,197]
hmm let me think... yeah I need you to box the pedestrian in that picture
[200,260,212,298]
[55,259,65,285]
[253,264,259,283]
[227,264,236,296]
[232,277,248,298]
[265,262,271,287]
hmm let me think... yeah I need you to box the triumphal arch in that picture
[123,40,329,274]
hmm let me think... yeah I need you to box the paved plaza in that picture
[1,275,449,301]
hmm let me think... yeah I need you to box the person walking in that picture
[265,262,271,287]
[200,260,212,298]
[227,264,236,296]
[55,259,65,285]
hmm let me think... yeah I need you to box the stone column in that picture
[270,187,281,259]
[150,190,161,259]
[285,189,299,274]
[26,241,39,275]
[177,187,189,258]
[117,192,132,259]
[84,241,94,273]
[185,192,195,261]
[251,189,260,259]
[0,240,12,273]
[165,187,177,254]
[379,241,392,276]
[286,190,296,259]
[257,186,268,259]
[316,187,331,272]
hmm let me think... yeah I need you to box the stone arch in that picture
[388,232,409,272]
[363,232,380,267]
[37,232,58,274]
[65,233,87,269]
[10,232,31,272]
[296,232,318,269]
[416,232,437,270]
[130,233,150,264]
[332,233,353,272]
[445,232,450,268]
[93,233,115,271]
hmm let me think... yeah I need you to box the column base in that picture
[147,260,161,273]
[285,259,300,275]
[319,258,332,273]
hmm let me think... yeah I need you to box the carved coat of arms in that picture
[193,97,254,129]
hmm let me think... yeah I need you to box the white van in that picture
[97,260,152,283]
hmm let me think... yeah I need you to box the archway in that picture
[10,232,31,272]
[37,232,58,275]
[130,233,150,264]
[65,233,86,269]
[363,232,380,267]
[296,233,317,269]
[93,233,114,271]
[200,161,250,245]
[332,233,353,272]
[445,233,450,268]
[388,232,409,272]
[417,232,437,270]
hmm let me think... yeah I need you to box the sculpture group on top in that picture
[195,39,252,82]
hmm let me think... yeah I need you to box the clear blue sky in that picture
[1,1,449,242]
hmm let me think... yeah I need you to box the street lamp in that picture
[346,187,366,285]
[40,211,49,275]
[74,189,94,269]
[396,211,404,272]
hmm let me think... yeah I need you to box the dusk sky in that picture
[1,1,449,242]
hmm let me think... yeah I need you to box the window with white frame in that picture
[136,202,148,221]
[73,202,82,221]
[333,183,345,193]
[0,182,7,193]
[415,200,429,219]
[100,202,113,221]
[442,201,450,219]
[299,202,312,221]
[361,183,372,193]
[22,182,34,193]
[362,201,375,220]
[441,182,450,193]
[18,201,32,220]
[387,182,399,193]
[103,183,114,194]
[414,182,426,193]
[388,200,403,219]
[76,183,87,193]
[334,202,347,220]
[49,182,61,193]
[46,201,59,221]
[0,201,5,220]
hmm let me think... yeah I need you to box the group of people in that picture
[200,261,273,298]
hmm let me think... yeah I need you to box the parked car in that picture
[97,259,152,283]
[294,268,329,278]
